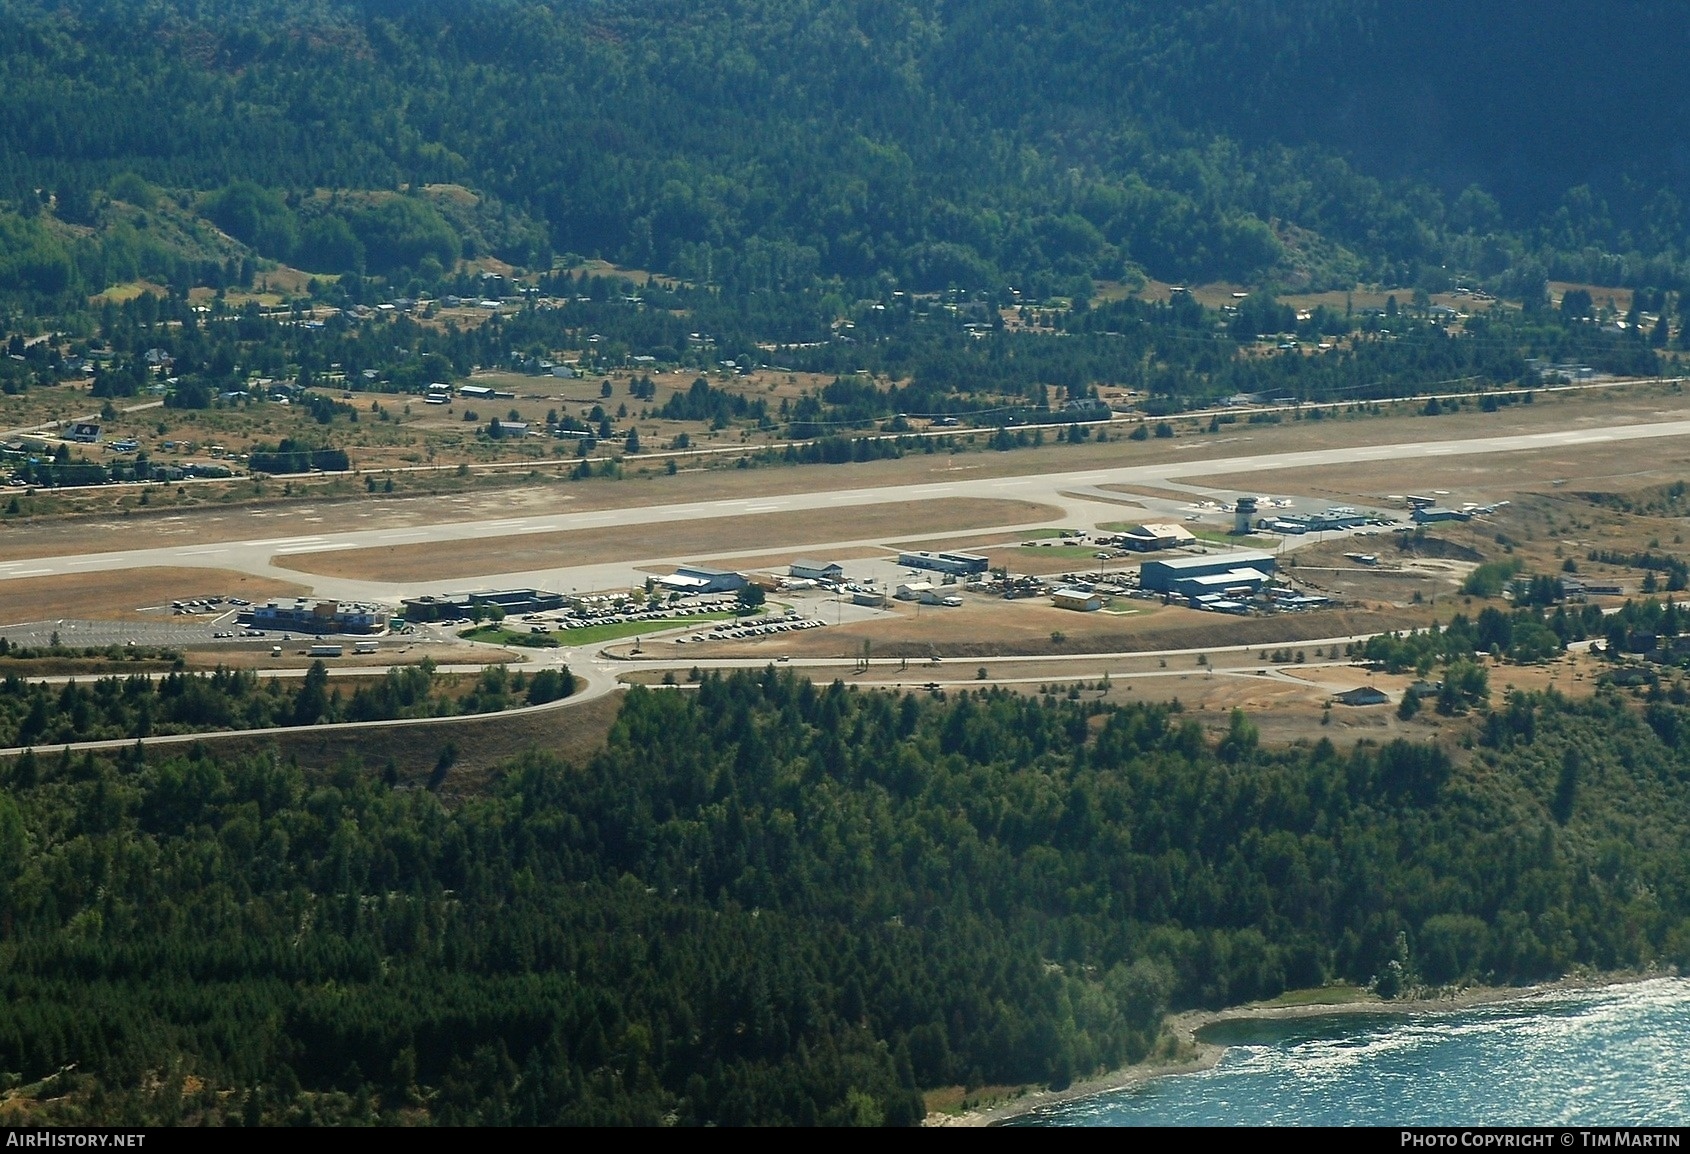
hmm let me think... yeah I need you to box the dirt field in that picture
[0,567,307,624]
[624,645,1611,751]
[273,497,1060,582]
[1278,539,1474,608]
[1196,435,1690,508]
[627,595,1434,662]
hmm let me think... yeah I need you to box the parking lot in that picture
[0,616,241,650]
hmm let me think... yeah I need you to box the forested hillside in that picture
[1,673,1688,1124]
[1,0,1688,308]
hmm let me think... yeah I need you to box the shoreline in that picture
[924,970,1664,1127]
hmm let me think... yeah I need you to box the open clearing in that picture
[5,375,1687,562]
[203,689,624,796]
[0,568,307,624]
[273,497,1059,582]
[1196,436,1690,506]
[628,595,1433,661]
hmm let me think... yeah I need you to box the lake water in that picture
[1011,977,1690,1127]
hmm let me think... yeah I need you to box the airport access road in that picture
[0,630,1385,760]
[4,415,1690,604]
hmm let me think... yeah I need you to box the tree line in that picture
[0,659,573,748]
[1,668,1688,1123]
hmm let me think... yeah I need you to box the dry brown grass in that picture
[637,595,1434,663]
[0,567,307,624]
[274,497,1059,582]
[1197,436,1690,508]
[11,377,1690,558]
[1278,539,1472,607]
[631,644,1608,752]
[1549,282,1633,314]
[202,689,624,797]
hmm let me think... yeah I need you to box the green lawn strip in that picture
[550,613,738,646]
[457,625,560,647]
[461,613,738,648]
[1256,985,1373,1008]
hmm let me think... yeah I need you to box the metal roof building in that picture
[1140,551,1276,592]
[790,559,845,582]
[1052,587,1103,612]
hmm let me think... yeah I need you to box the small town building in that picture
[1114,523,1198,551]
[1052,588,1103,612]
[658,566,747,594]
[898,550,990,576]
[790,559,845,583]
[1412,506,1472,524]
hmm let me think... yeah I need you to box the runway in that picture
[9,415,1690,603]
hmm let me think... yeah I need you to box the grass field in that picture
[1257,985,1373,1008]
[0,567,307,623]
[457,625,561,647]
[463,613,735,647]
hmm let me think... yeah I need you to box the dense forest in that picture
[0,660,575,748]
[0,0,1683,446]
[0,671,1688,1124]
[2,1,1689,308]
[6,2,1690,1127]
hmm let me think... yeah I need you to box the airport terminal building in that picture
[400,589,566,622]
[246,599,389,635]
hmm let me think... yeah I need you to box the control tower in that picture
[1234,496,1258,536]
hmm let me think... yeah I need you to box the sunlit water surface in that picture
[1010,977,1690,1126]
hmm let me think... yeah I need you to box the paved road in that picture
[6,415,1690,606]
[0,630,1383,758]
[0,414,1664,755]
